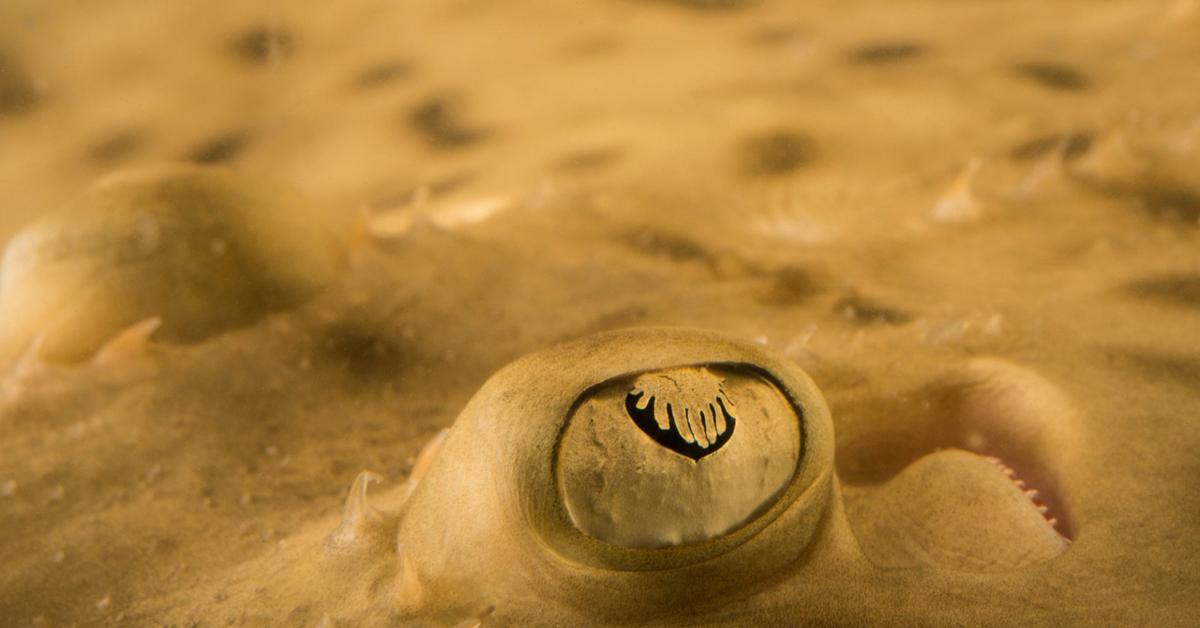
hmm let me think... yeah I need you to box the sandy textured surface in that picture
[1,0,1198,625]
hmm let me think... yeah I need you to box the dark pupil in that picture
[624,391,737,461]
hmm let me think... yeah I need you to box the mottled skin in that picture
[0,0,1198,626]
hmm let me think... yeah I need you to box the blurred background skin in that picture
[2,0,1195,247]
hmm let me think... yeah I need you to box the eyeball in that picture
[557,365,802,548]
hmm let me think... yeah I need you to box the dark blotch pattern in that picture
[1124,274,1200,310]
[408,95,487,150]
[1080,173,1200,227]
[317,319,409,384]
[740,129,815,176]
[760,266,821,307]
[1014,61,1091,91]
[1128,179,1200,226]
[0,50,42,115]
[353,60,412,90]
[848,41,925,65]
[1009,131,1094,161]
[230,26,295,65]
[836,295,912,326]
[187,131,251,164]
[88,128,146,164]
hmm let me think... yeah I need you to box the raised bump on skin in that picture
[90,317,161,368]
[326,470,388,553]
[328,430,450,556]
[0,165,347,367]
[930,159,984,224]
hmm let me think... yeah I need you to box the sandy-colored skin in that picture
[0,165,346,365]
[0,0,1198,625]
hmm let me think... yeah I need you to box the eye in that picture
[394,328,835,618]
[557,365,802,549]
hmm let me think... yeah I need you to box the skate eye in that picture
[556,365,803,548]
[395,329,834,602]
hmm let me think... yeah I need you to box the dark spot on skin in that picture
[353,60,412,90]
[408,95,487,150]
[759,266,822,307]
[187,131,250,164]
[1123,274,1200,309]
[1078,172,1200,226]
[836,295,912,326]
[0,50,43,116]
[1013,61,1091,91]
[1009,131,1094,161]
[740,129,815,176]
[230,25,295,65]
[848,41,925,65]
[317,319,409,384]
[625,229,710,263]
[1127,178,1200,225]
[88,128,145,163]
[554,147,623,172]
